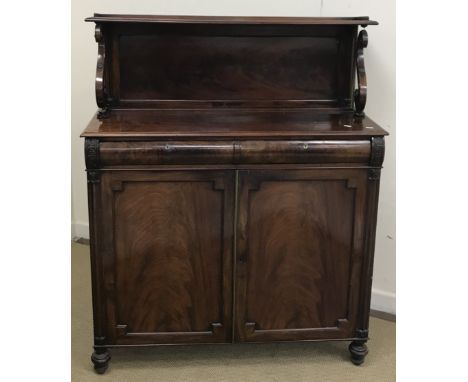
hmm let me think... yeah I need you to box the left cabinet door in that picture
[92,170,235,345]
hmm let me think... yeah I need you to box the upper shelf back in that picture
[87,15,375,113]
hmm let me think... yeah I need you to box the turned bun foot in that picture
[91,348,111,374]
[349,341,368,365]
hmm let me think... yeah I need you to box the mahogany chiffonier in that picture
[81,14,387,374]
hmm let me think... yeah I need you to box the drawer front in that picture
[100,141,234,165]
[238,140,370,164]
[99,140,371,166]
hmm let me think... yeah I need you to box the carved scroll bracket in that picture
[368,169,380,181]
[85,138,100,169]
[368,136,385,181]
[370,136,385,167]
[95,23,109,119]
[354,30,368,117]
[85,138,101,183]
[87,170,101,184]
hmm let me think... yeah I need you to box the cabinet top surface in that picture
[81,109,388,139]
[85,14,378,26]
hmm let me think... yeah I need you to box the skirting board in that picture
[72,221,90,241]
[370,288,396,316]
[71,221,396,315]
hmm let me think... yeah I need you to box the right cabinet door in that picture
[235,169,370,342]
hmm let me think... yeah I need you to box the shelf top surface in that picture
[81,109,388,140]
[85,14,378,26]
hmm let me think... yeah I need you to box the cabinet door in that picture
[98,170,234,345]
[235,169,368,342]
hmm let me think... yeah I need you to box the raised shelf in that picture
[85,14,378,26]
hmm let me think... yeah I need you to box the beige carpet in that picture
[72,242,395,381]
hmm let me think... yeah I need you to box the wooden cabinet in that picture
[82,14,387,373]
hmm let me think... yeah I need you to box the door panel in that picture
[99,171,234,345]
[235,169,368,342]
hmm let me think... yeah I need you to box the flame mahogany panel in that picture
[114,182,223,333]
[99,170,235,345]
[247,181,353,327]
[235,169,368,342]
[119,34,342,101]
[101,22,357,109]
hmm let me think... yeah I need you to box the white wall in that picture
[71,0,395,314]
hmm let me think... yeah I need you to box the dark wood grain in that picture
[118,35,342,103]
[114,182,223,333]
[246,180,353,330]
[82,15,385,372]
[81,110,388,139]
[98,170,234,345]
[98,140,371,166]
[86,19,362,110]
[235,169,368,342]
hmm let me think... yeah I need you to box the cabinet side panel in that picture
[113,181,223,333]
